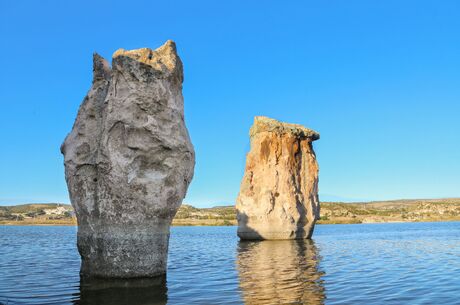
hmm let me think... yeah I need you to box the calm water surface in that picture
[0,222,459,304]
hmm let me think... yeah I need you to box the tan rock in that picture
[236,116,320,240]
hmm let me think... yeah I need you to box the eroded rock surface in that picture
[236,116,319,240]
[61,40,194,278]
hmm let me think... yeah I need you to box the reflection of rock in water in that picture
[237,239,325,305]
[74,276,167,305]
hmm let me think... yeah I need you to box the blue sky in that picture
[0,0,459,207]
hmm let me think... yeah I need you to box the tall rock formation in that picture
[61,40,195,278]
[236,116,320,240]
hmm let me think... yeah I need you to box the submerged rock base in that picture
[236,116,320,240]
[78,223,170,278]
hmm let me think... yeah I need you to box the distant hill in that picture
[1,198,460,225]
[0,203,72,214]
[318,198,460,224]
[0,203,74,224]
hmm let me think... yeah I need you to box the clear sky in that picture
[1,0,459,207]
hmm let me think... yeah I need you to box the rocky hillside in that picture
[174,198,460,225]
[174,205,236,226]
[0,204,75,224]
[319,198,460,224]
[1,199,460,225]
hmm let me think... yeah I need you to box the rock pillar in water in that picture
[236,116,320,240]
[61,40,195,278]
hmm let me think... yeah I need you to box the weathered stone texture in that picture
[236,116,319,240]
[61,40,194,277]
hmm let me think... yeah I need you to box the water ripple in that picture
[0,222,459,304]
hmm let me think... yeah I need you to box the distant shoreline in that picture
[1,218,460,227]
[1,198,460,226]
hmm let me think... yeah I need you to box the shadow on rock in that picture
[237,239,325,305]
[74,275,167,305]
[237,211,315,240]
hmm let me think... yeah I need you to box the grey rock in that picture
[61,40,195,278]
[236,116,320,240]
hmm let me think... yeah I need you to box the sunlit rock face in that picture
[236,116,320,240]
[61,40,195,278]
[237,240,325,304]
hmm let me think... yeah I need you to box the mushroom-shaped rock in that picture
[61,40,195,278]
[236,116,319,240]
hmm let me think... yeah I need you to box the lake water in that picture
[0,222,459,304]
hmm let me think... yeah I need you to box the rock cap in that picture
[250,116,320,140]
[112,40,183,82]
